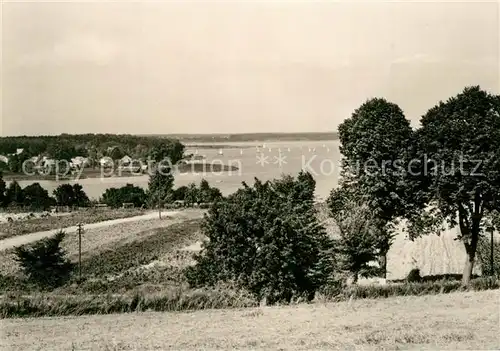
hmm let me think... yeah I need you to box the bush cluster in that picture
[171,179,223,206]
[477,237,500,278]
[185,172,336,304]
[101,183,147,208]
[0,176,55,211]
[13,231,74,290]
[53,184,90,207]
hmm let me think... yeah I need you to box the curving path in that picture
[0,211,179,252]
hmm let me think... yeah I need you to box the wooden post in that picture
[77,223,83,281]
[158,195,162,219]
[491,228,494,276]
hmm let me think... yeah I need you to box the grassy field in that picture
[0,209,205,277]
[2,290,498,350]
[0,208,148,240]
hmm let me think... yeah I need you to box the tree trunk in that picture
[378,253,387,279]
[461,216,480,286]
[377,231,391,279]
[462,252,474,286]
[352,272,359,285]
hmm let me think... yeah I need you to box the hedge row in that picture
[1,277,498,318]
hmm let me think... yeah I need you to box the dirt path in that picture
[0,211,178,251]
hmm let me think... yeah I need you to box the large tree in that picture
[23,183,54,210]
[53,184,90,207]
[337,98,413,277]
[5,180,25,207]
[328,184,381,284]
[413,86,500,285]
[186,172,335,304]
[147,142,183,216]
[0,172,6,207]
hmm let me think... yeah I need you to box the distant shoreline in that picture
[143,132,339,143]
[2,163,239,182]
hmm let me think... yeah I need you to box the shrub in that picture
[172,179,222,206]
[406,268,422,283]
[53,184,90,207]
[0,172,6,207]
[477,236,500,278]
[186,171,336,304]
[5,180,24,207]
[102,184,147,208]
[0,285,257,318]
[23,183,55,210]
[319,277,499,301]
[328,187,381,283]
[13,231,74,290]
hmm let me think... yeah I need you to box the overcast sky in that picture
[1,0,498,136]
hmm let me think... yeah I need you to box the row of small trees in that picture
[99,179,222,209]
[0,175,90,210]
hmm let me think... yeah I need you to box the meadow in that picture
[0,208,147,240]
[2,290,498,350]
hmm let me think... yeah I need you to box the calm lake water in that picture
[13,140,342,201]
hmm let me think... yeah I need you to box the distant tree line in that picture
[0,173,90,211]
[0,134,185,172]
[100,179,222,209]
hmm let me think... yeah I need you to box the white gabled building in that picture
[120,155,133,166]
[99,157,114,167]
[70,156,90,168]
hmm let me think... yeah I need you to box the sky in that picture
[1,0,499,136]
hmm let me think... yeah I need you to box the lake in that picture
[13,140,342,201]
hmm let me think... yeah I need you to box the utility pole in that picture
[77,223,84,281]
[490,227,494,276]
[158,194,162,219]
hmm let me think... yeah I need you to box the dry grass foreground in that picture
[2,290,499,350]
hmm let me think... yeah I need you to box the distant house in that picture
[120,155,133,166]
[99,157,113,167]
[70,156,90,169]
[42,158,56,166]
[39,158,56,172]
[29,156,40,164]
[16,148,24,155]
